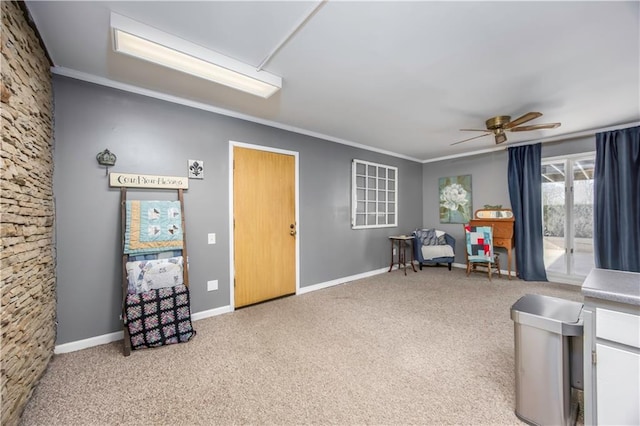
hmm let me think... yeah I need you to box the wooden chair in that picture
[464,224,501,280]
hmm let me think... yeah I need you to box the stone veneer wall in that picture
[1,1,55,425]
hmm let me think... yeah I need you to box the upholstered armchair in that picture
[412,229,456,270]
[463,224,501,280]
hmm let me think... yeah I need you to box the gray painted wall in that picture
[53,76,423,344]
[421,136,596,268]
[422,151,511,266]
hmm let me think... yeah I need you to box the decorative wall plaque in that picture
[188,160,204,179]
[109,173,188,189]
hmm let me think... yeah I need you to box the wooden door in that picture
[233,146,296,308]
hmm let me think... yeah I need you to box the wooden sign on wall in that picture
[109,173,189,189]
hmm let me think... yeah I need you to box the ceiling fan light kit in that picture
[494,129,507,144]
[110,13,282,98]
[452,112,561,146]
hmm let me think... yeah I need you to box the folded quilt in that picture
[414,228,447,246]
[126,256,184,294]
[421,245,455,260]
[125,200,184,255]
[125,284,195,350]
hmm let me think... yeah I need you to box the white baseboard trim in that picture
[191,305,233,321]
[54,331,124,354]
[60,262,479,354]
[298,266,390,295]
[54,305,233,354]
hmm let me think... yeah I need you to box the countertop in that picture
[581,268,640,306]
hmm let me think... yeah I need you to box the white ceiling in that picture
[25,1,640,162]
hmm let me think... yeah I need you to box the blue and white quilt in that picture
[124,200,184,255]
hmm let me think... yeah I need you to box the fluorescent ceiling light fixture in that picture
[110,13,281,98]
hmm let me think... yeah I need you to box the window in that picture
[352,159,397,229]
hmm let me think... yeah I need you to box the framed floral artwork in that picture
[439,175,472,223]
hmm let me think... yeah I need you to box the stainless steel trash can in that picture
[511,294,584,426]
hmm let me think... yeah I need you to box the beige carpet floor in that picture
[20,267,584,425]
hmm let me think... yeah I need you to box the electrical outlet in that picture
[393,248,397,255]
[207,233,216,244]
[207,280,218,291]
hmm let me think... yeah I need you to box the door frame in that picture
[228,140,300,311]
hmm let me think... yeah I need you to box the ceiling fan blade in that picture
[450,133,490,146]
[509,122,561,132]
[460,128,490,132]
[504,112,543,129]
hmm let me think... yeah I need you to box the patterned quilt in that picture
[125,200,184,255]
[125,284,195,350]
[125,256,184,294]
[465,225,493,261]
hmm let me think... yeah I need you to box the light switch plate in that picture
[207,280,218,291]
[208,233,216,244]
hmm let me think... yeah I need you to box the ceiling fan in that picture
[451,112,561,146]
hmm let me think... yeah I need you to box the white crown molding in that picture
[51,67,422,163]
[53,68,638,166]
[422,121,640,164]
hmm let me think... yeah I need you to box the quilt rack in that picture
[114,173,194,356]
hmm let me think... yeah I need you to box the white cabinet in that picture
[595,343,640,425]
[582,269,640,426]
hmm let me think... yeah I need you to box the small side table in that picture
[388,235,417,275]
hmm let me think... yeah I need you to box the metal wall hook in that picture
[96,149,116,175]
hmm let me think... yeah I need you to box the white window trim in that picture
[351,159,398,229]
